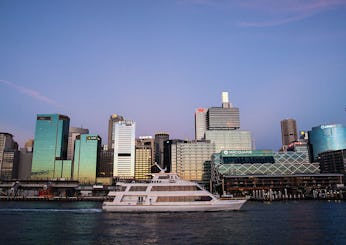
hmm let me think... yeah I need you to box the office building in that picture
[205,130,252,153]
[113,120,135,179]
[163,139,187,172]
[196,91,252,152]
[67,127,89,160]
[207,92,240,130]
[108,114,124,150]
[0,132,19,180]
[73,134,101,184]
[154,132,169,168]
[170,140,215,185]
[31,114,70,180]
[308,124,346,161]
[318,149,346,176]
[18,140,34,180]
[135,138,153,180]
[97,150,114,178]
[195,108,207,140]
[281,119,298,146]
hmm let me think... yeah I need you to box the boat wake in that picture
[0,208,102,213]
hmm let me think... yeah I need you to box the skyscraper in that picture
[281,119,298,146]
[154,132,169,168]
[202,91,253,151]
[73,134,101,184]
[207,92,240,130]
[108,114,124,150]
[31,114,70,180]
[135,137,153,180]
[67,127,89,160]
[0,132,19,180]
[113,120,136,178]
[308,124,346,161]
[195,108,207,140]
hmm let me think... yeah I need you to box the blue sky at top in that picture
[1,0,346,150]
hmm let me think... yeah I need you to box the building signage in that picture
[320,125,336,130]
[221,150,274,156]
[87,136,100,141]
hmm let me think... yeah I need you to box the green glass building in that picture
[73,134,101,184]
[31,114,70,180]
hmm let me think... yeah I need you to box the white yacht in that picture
[102,169,246,212]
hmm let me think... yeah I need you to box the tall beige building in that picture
[135,136,154,180]
[170,141,215,185]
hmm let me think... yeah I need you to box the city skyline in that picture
[1,1,346,150]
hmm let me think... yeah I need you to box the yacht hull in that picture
[102,199,246,212]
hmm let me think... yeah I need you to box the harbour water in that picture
[0,200,345,244]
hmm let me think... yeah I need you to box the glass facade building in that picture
[73,134,101,184]
[205,130,252,153]
[211,150,320,184]
[309,124,346,161]
[207,107,240,130]
[31,114,70,180]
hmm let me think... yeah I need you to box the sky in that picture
[1,0,346,150]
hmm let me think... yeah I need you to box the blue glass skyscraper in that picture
[73,134,101,184]
[31,114,70,179]
[309,124,346,161]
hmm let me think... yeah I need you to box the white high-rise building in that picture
[113,120,136,178]
[195,108,208,140]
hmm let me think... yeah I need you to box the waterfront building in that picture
[154,132,169,168]
[308,124,346,161]
[107,114,124,150]
[280,119,298,146]
[135,137,154,179]
[73,134,101,184]
[170,140,215,185]
[210,150,340,195]
[67,127,89,160]
[205,130,253,153]
[195,108,207,140]
[318,149,346,176]
[286,141,311,162]
[31,114,70,180]
[211,150,318,178]
[0,133,19,180]
[113,120,136,179]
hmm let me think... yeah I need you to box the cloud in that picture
[182,0,346,27]
[0,79,62,107]
[237,0,346,27]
